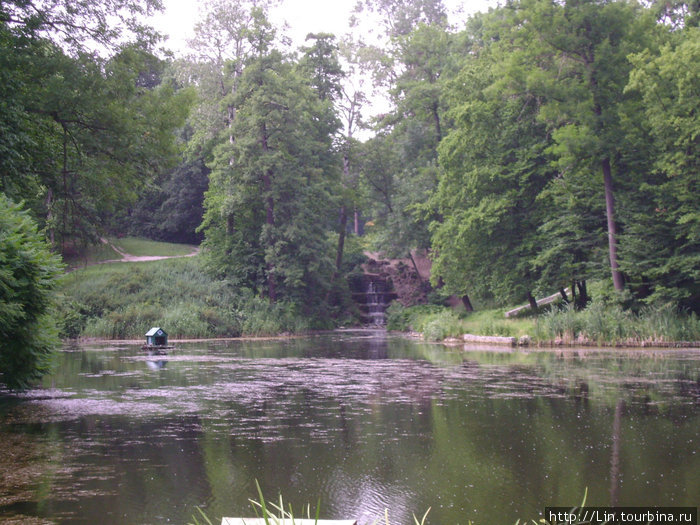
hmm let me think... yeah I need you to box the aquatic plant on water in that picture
[189,484,593,525]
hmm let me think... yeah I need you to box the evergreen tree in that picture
[201,11,340,314]
[0,194,63,390]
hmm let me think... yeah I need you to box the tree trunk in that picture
[432,101,442,143]
[354,208,360,235]
[261,122,276,302]
[559,287,569,303]
[461,294,474,312]
[335,205,347,272]
[575,280,589,310]
[335,147,352,272]
[408,251,422,282]
[45,188,55,246]
[602,157,624,291]
[527,291,538,312]
[263,169,276,302]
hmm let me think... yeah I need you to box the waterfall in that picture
[349,273,397,327]
[366,280,386,326]
[349,275,397,326]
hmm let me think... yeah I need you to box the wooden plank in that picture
[221,518,357,525]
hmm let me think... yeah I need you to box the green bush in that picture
[0,194,64,389]
[422,310,463,341]
[386,303,445,332]
[240,296,311,336]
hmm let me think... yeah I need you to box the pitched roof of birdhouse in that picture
[145,327,165,336]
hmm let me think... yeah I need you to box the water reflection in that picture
[0,332,698,524]
[145,359,168,371]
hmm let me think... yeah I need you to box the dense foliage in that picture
[419,0,698,312]
[0,195,63,389]
[349,0,697,314]
[2,0,698,373]
[0,0,190,385]
[0,0,193,251]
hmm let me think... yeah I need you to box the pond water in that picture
[0,331,698,524]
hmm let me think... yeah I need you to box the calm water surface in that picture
[0,331,698,524]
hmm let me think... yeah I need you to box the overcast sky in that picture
[150,0,499,56]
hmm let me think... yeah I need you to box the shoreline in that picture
[65,328,700,351]
[400,331,700,350]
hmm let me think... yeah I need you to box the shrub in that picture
[422,310,462,341]
[0,194,63,389]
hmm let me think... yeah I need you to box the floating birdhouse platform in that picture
[143,327,174,352]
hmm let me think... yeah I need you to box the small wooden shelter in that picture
[145,327,168,347]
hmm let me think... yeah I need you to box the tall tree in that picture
[620,26,700,309]
[502,0,657,292]
[299,33,358,275]
[352,1,463,277]
[431,12,554,307]
[175,0,278,158]
[201,11,340,312]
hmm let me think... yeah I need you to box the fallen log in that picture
[505,288,570,318]
[462,333,517,346]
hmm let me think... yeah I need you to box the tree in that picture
[201,11,340,313]
[126,158,210,244]
[353,0,448,39]
[298,33,360,279]
[502,0,657,292]
[0,194,63,390]
[430,13,555,308]
[0,3,193,251]
[353,7,463,279]
[175,0,278,159]
[620,26,700,309]
[0,0,163,54]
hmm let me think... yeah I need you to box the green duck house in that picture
[145,327,168,347]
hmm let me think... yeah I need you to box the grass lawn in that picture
[110,236,198,257]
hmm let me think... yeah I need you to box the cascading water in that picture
[366,280,385,326]
[350,274,397,326]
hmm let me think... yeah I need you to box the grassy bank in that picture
[386,302,700,346]
[110,236,197,257]
[58,257,314,339]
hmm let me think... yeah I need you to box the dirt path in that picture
[100,238,199,263]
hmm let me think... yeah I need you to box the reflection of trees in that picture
[5,337,700,523]
[610,400,624,506]
[452,349,700,408]
[0,425,63,514]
